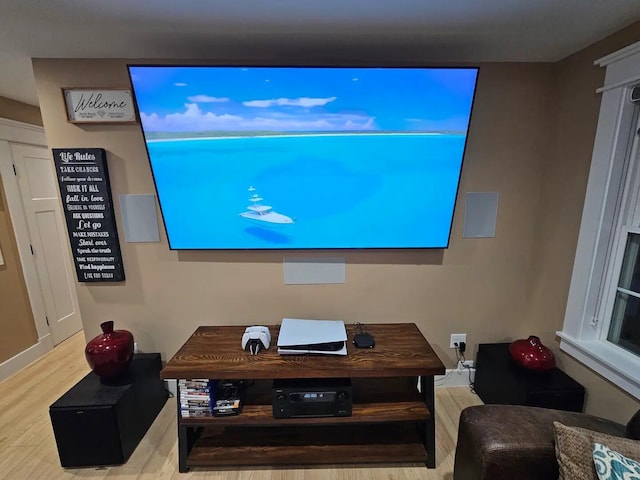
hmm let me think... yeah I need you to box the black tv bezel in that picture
[126,63,479,251]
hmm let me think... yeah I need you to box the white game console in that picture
[241,326,271,355]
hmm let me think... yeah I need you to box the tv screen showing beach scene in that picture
[127,65,478,249]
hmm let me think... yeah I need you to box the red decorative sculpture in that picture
[509,335,556,372]
[85,321,134,380]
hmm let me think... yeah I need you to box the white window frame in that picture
[559,40,640,400]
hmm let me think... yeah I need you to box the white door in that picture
[10,143,82,345]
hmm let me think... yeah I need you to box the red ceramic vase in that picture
[85,321,134,380]
[509,336,556,372]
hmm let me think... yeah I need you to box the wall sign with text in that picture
[62,88,137,123]
[52,148,125,282]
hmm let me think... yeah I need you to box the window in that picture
[559,41,640,400]
[608,231,640,356]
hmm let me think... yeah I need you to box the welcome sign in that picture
[63,88,137,123]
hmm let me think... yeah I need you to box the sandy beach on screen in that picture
[146,132,449,143]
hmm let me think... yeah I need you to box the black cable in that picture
[455,342,475,394]
[454,343,462,364]
[466,363,476,394]
[435,343,462,386]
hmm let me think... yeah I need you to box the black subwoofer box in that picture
[49,353,168,468]
[474,343,585,412]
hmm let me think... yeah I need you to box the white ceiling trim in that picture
[596,40,640,67]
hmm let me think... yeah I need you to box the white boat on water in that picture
[239,186,295,225]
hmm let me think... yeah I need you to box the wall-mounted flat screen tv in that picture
[127,65,478,250]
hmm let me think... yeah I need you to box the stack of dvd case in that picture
[178,379,214,417]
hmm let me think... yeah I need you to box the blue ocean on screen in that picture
[147,133,466,249]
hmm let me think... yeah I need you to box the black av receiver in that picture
[272,378,352,418]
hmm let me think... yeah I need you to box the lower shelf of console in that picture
[179,377,431,468]
[186,423,427,467]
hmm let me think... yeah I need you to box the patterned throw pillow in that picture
[593,442,640,479]
[554,422,640,480]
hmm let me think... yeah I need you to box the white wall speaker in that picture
[119,194,160,243]
[283,257,346,285]
[463,192,499,238]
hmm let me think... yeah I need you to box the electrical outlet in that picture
[450,333,467,349]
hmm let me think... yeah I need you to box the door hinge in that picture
[29,244,34,255]
[45,316,49,326]
[12,164,16,176]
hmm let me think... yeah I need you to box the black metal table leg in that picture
[420,375,436,468]
[178,424,190,473]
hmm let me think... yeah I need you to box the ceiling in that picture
[2,0,640,106]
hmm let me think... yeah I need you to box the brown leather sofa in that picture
[453,404,640,480]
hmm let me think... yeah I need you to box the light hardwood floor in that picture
[0,332,482,480]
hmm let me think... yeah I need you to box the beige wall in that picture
[0,97,42,363]
[528,21,640,422]
[0,178,38,362]
[30,23,640,423]
[32,58,553,366]
[0,96,42,126]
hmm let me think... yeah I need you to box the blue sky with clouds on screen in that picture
[129,66,478,133]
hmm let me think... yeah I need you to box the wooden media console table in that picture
[161,323,445,472]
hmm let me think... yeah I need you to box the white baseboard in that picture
[435,368,476,388]
[38,333,54,353]
[0,339,49,382]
